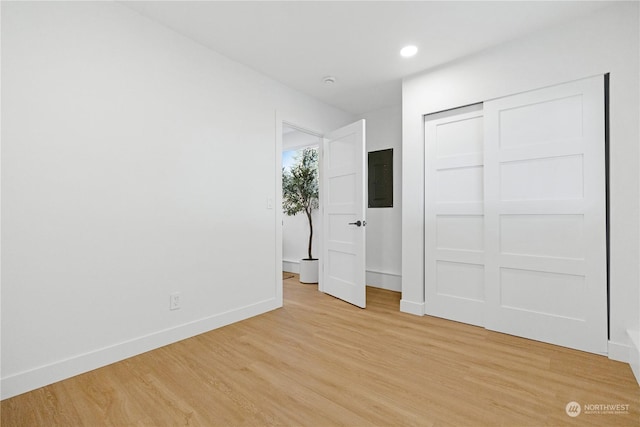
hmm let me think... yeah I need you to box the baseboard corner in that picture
[400,299,425,316]
[282,260,299,274]
[366,270,401,292]
[608,340,630,362]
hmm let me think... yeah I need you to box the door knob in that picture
[348,220,362,227]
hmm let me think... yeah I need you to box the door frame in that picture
[275,112,325,304]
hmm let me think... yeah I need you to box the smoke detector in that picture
[322,76,337,85]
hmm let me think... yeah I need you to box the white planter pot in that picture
[299,259,319,284]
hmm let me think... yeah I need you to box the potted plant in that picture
[282,148,319,283]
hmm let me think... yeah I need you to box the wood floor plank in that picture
[2,274,639,426]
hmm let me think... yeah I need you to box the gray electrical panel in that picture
[368,149,393,208]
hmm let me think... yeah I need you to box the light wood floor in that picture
[2,275,639,426]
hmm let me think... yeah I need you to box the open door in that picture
[321,120,367,308]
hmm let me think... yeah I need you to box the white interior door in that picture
[484,75,607,354]
[322,120,366,308]
[424,106,485,326]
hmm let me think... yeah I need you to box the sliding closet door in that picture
[484,76,607,354]
[425,106,485,327]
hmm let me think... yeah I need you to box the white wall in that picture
[360,105,402,291]
[402,2,639,363]
[1,1,353,398]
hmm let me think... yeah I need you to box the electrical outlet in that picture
[170,292,181,310]
[267,197,274,209]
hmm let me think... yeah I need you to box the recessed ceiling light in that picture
[322,76,337,85]
[400,45,418,58]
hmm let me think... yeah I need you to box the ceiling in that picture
[122,1,612,115]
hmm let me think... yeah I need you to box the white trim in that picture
[1,298,280,400]
[283,265,401,291]
[276,111,325,293]
[628,329,640,385]
[608,340,630,363]
[366,270,401,292]
[283,259,300,274]
[282,141,320,152]
[275,111,284,307]
[400,299,425,316]
[0,0,3,399]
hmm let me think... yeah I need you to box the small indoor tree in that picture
[283,148,319,260]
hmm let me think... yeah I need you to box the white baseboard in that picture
[366,270,401,292]
[608,340,630,362]
[283,263,402,293]
[628,329,640,386]
[283,259,299,274]
[400,299,425,316]
[1,298,280,400]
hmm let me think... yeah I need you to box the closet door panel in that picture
[425,106,485,326]
[484,76,607,354]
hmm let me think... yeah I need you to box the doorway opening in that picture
[275,117,367,309]
[281,124,321,284]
